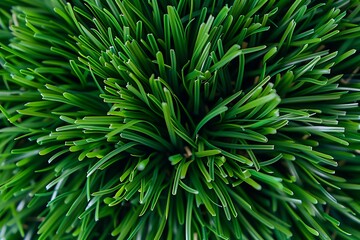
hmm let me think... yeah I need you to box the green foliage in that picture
[1,0,360,239]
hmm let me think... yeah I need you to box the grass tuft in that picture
[1,0,360,239]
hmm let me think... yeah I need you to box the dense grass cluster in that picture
[1,0,360,239]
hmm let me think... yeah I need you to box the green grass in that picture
[0,0,360,239]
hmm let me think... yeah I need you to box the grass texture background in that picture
[0,0,360,239]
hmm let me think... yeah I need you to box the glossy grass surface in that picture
[1,0,360,239]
